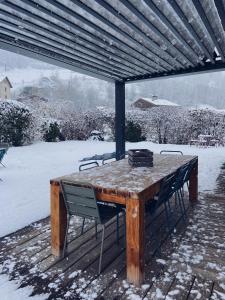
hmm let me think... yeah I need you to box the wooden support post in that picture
[115,80,125,160]
[189,159,198,202]
[126,198,145,286]
[50,182,67,256]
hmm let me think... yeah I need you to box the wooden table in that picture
[50,154,198,286]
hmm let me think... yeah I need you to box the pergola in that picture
[0,0,225,159]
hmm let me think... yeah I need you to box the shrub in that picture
[125,120,146,142]
[42,121,65,142]
[0,100,34,146]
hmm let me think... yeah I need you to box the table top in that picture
[51,154,197,199]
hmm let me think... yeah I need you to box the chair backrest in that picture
[60,180,101,223]
[160,150,183,155]
[79,161,99,172]
[174,164,189,190]
[0,149,6,162]
[184,159,197,183]
[156,173,176,209]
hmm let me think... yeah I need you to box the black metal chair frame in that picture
[60,180,120,274]
[79,161,99,171]
[160,150,183,155]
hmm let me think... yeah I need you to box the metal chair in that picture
[60,180,120,274]
[146,173,177,235]
[173,164,189,221]
[79,161,99,171]
[160,150,183,155]
[0,148,8,168]
[79,158,125,242]
[183,158,198,188]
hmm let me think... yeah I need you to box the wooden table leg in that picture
[50,182,67,256]
[189,159,198,202]
[126,198,145,287]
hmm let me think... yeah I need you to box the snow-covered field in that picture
[1,141,225,238]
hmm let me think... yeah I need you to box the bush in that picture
[42,121,65,142]
[0,100,34,146]
[125,120,146,142]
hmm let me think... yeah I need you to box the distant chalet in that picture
[0,75,12,100]
[132,96,179,110]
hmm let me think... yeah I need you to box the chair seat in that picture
[98,204,118,224]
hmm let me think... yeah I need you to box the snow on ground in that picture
[0,274,47,300]
[1,141,225,238]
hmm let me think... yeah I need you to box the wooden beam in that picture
[126,197,145,286]
[50,182,67,256]
[189,159,198,202]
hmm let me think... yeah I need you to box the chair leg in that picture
[62,215,70,258]
[177,190,186,223]
[95,220,98,239]
[0,161,6,168]
[179,189,187,220]
[164,201,172,233]
[116,213,119,244]
[122,209,126,245]
[81,217,85,235]
[99,225,105,274]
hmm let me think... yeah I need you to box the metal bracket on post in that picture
[115,81,125,160]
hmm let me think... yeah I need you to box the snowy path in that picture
[1,141,225,237]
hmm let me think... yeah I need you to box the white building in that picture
[132,95,179,110]
[0,75,12,100]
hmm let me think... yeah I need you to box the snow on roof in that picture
[137,97,179,106]
[0,74,13,88]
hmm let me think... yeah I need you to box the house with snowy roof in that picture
[0,75,12,100]
[132,95,179,110]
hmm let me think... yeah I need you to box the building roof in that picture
[0,1,224,83]
[0,75,12,88]
[135,97,179,107]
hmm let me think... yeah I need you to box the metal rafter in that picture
[0,0,224,83]
[125,60,225,83]
[0,14,134,77]
[119,0,192,67]
[2,0,150,75]
[192,0,225,61]
[0,23,129,79]
[0,39,117,82]
[74,0,188,69]
[42,0,169,72]
[46,0,173,70]
[16,0,160,74]
[142,0,203,66]
[214,0,225,31]
[167,0,215,63]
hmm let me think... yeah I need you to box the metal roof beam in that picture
[192,0,225,61]
[143,0,203,66]
[125,61,225,83]
[120,0,193,68]
[0,4,142,76]
[214,0,225,31]
[14,0,156,74]
[0,39,117,82]
[0,28,124,79]
[77,0,186,70]
[42,0,165,72]
[0,15,134,77]
[167,0,215,64]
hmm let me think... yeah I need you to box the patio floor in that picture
[1,177,225,299]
